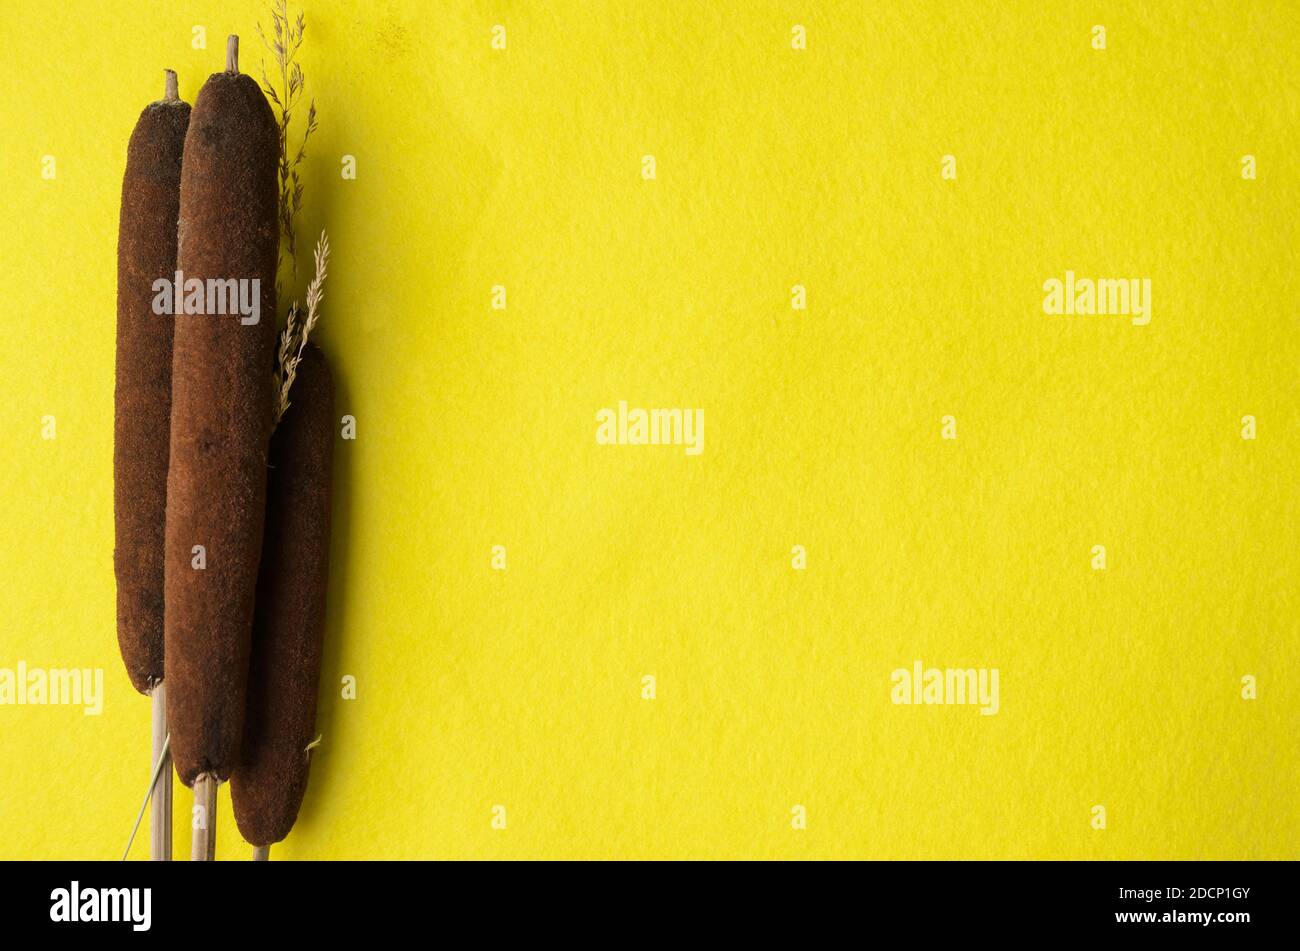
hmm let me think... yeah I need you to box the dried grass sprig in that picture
[258,0,317,282]
[261,1,328,428]
[274,230,330,423]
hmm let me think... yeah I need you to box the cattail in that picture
[164,36,279,798]
[114,70,189,696]
[115,69,190,862]
[233,343,335,851]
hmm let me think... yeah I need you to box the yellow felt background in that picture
[0,1,1296,859]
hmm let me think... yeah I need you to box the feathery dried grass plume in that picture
[261,0,329,427]
[259,0,318,282]
[275,231,330,423]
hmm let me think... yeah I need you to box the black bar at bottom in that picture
[7,859,1289,938]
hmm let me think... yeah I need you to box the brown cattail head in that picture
[232,344,335,846]
[165,57,279,785]
[114,77,190,695]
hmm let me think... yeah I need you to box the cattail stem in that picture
[150,683,172,860]
[226,35,239,74]
[120,727,171,860]
[163,69,178,102]
[191,775,217,860]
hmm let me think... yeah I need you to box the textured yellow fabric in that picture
[0,1,1295,859]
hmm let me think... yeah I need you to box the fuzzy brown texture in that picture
[232,344,334,846]
[165,69,279,785]
[114,94,191,695]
